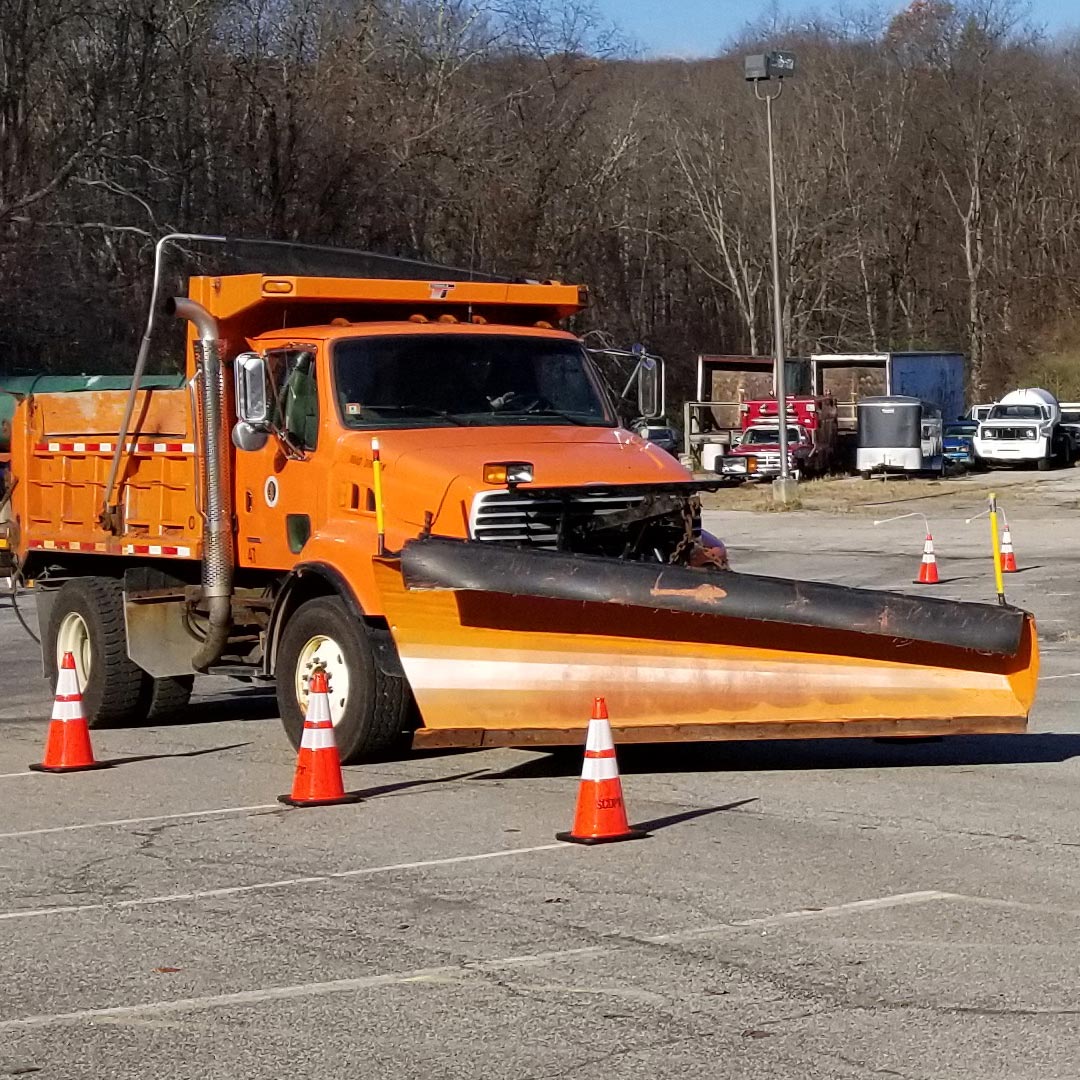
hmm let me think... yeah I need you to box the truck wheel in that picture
[45,577,149,727]
[146,675,194,721]
[1038,455,1051,471]
[276,595,411,764]
[860,470,872,481]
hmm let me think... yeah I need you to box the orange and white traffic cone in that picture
[914,533,939,584]
[556,697,646,846]
[29,652,110,773]
[1000,525,1018,573]
[278,668,362,808]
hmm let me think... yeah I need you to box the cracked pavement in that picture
[1,497,1080,1079]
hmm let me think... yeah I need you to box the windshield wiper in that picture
[363,404,467,425]
[515,407,595,426]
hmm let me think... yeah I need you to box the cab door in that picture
[233,345,328,571]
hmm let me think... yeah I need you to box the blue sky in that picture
[595,1,1080,57]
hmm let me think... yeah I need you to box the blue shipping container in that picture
[887,353,965,423]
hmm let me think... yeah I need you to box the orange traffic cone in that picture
[29,652,110,773]
[556,697,647,845]
[1000,525,1017,573]
[914,533,939,584]
[278,668,362,807]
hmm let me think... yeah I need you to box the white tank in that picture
[995,387,1060,422]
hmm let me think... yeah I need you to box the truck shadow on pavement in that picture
[481,733,1080,779]
[157,688,280,726]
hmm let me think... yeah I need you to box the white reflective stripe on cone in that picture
[56,670,81,697]
[52,699,86,721]
[300,727,337,751]
[307,693,332,724]
[584,717,615,754]
[581,756,620,782]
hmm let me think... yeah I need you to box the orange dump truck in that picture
[0,250,1038,761]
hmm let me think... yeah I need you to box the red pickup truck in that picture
[725,396,838,480]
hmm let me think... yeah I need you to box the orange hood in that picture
[340,425,690,537]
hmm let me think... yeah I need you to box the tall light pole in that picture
[745,51,797,502]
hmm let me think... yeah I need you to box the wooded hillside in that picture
[2,0,1079,403]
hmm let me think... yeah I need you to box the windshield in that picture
[1061,411,1080,424]
[945,423,976,436]
[332,334,611,428]
[742,426,802,445]
[989,404,1044,420]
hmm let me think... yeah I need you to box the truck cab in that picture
[973,388,1072,470]
[232,320,692,571]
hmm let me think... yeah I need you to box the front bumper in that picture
[974,442,1045,462]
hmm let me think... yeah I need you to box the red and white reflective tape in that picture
[28,538,192,558]
[28,539,107,553]
[33,441,195,455]
[121,543,192,558]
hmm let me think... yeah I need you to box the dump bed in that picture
[8,386,200,561]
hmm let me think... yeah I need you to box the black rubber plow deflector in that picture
[399,537,1026,657]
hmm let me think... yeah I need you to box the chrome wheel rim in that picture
[56,612,91,690]
[295,634,349,726]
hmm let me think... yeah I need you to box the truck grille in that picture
[470,489,648,547]
[984,427,1034,440]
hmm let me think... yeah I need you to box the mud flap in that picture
[374,538,1038,747]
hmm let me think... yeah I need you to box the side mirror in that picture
[232,351,271,452]
[634,346,663,420]
[232,421,269,452]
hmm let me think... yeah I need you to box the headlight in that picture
[982,429,995,439]
[1025,429,1038,440]
[484,461,534,485]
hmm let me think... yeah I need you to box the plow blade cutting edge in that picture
[377,538,1038,748]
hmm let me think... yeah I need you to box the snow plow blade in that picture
[376,538,1038,748]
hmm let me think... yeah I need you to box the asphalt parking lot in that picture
[2,473,1079,1079]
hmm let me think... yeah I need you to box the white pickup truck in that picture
[973,387,1075,470]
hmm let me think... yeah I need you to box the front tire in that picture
[44,577,149,727]
[1038,455,1051,471]
[276,595,412,764]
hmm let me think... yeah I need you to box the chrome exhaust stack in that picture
[166,296,233,671]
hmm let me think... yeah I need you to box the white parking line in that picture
[1039,672,1080,681]
[0,770,34,779]
[0,843,571,922]
[0,890,952,1029]
[0,803,280,840]
[642,889,957,943]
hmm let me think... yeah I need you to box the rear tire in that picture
[276,595,412,764]
[146,675,194,721]
[44,577,149,728]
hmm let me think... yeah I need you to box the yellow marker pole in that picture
[371,437,386,557]
[988,491,1005,606]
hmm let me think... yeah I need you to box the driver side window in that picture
[267,348,319,450]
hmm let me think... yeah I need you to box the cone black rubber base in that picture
[556,828,648,845]
[29,761,113,773]
[277,792,363,808]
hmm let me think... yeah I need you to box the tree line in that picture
[2,0,1079,406]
